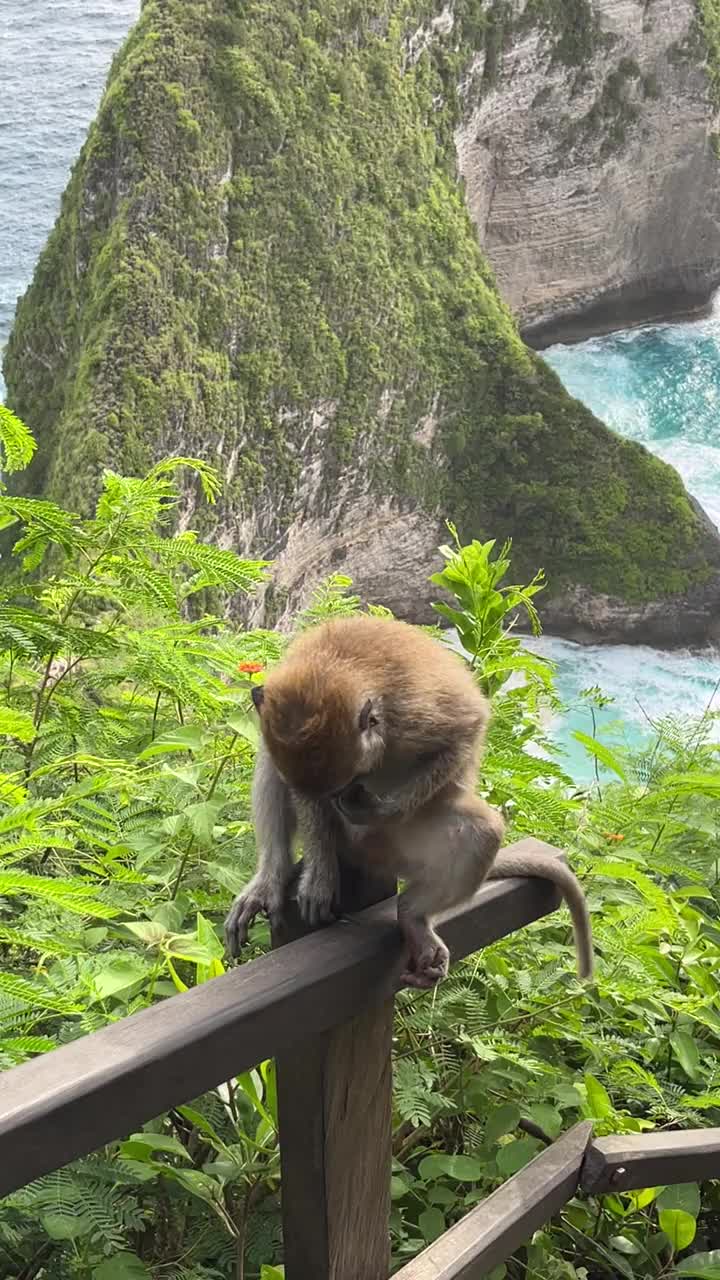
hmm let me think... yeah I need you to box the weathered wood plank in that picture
[581,1129,720,1194]
[0,838,563,1197]
[394,1123,593,1280]
[273,859,396,1280]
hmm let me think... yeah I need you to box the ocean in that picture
[1,0,718,782]
[0,0,141,396]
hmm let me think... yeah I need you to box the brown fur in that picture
[226,615,593,988]
[261,615,488,794]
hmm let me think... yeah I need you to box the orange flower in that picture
[238,661,263,674]
[603,833,625,842]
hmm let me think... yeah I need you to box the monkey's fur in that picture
[225,616,593,988]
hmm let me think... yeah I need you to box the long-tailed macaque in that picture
[224,616,593,988]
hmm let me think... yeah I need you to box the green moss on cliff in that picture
[697,0,720,106]
[519,0,599,67]
[4,0,720,606]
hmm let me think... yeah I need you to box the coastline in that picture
[520,275,720,352]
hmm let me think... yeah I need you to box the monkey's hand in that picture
[224,875,286,956]
[335,780,403,826]
[295,859,340,927]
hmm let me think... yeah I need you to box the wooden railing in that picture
[2,836,720,1279]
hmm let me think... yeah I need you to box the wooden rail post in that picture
[272,859,398,1280]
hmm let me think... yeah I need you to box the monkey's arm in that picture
[224,744,297,955]
[337,746,468,825]
[293,796,344,927]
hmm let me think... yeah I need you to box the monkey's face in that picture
[251,677,384,798]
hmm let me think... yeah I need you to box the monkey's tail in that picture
[488,851,593,980]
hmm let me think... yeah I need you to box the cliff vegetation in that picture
[4,0,720,620]
[3,416,720,1278]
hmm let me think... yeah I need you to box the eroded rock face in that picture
[515,575,720,648]
[456,0,720,344]
[6,0,720,648]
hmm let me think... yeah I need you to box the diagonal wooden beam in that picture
[0,839,563,1198]
[393,1123,593,1280]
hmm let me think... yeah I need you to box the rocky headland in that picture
[4,0,720,645]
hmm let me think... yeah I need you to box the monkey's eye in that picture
[368,714,379,728]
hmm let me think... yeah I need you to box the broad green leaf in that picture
[584,1073,613,1118]
[428,1185,456,1206]
[677,1252,720,1277]
[41,1211,91,1240]
[154,899,187,932]
[260,1268,285,1280]
[419,1207,445,1243]
[524,1104,562,1140]
[137,725,204,760]
[94,1254,151,1280]
[123,921,168,946]
[657,1183,701,1217]
[554,1084,583,1109]
[93,956,149,1001]
[571,730,627,780]
[659,1208,697,1252]
[496,1138,539,1178]
[485,1103,520,1143]
[418,1154,485,1183]
[119,1132,191,1162]
[183,799,223,847]
[671,1030,701,1081]
[227,710,260,747]
[626,1187,662,1211]
[161,1166,223,1206]
[609,1236,642,1255]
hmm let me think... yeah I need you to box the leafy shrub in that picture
[2,417,720,1278]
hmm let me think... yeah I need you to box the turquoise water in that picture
[540,318,720,780]
[1,0,719,782]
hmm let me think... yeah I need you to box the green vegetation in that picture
[565,57,643,156]
[4,419,720,1278]
[698,0,720,105]
[4,0,720,605]
[518,0,600,67]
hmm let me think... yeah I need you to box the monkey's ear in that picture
[358,698,373,731]
[251,685,265,713]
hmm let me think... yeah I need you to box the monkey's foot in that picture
[224,877,286,956]
[399,920,449,990]
[295,863,339,928]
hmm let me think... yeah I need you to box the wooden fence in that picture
[2,836,720,1279]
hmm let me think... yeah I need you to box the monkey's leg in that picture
[396,798,504,989]
[224,745,297,955]
[294,797,344,928]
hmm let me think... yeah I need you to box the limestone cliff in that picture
[4,0,720,644]
[457,0,720,344]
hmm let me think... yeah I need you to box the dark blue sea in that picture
[2,0,718,779]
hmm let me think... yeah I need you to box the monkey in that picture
[224,615,593,988]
